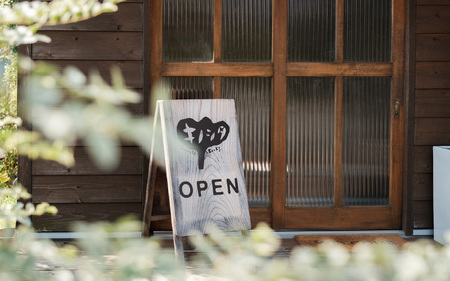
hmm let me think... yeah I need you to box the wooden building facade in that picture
[18,0,450,235]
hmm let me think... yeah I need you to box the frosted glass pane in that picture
[287,0,335,62]
[342,77,390,206]
[163,0,214,62]
[222,77,271,206]
[163,77,213,99]
[222,0,272,62]
[286,78,335,207]
[344,0,391,62]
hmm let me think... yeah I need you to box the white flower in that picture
[54,270,75,281]
[394,252,428,281]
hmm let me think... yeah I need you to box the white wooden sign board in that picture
[153,99,251,237]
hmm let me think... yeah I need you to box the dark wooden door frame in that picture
[401,0,417,236]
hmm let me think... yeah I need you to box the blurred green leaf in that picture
[33,202,58,216]
[0,173,9,184]
[84,131,120,171]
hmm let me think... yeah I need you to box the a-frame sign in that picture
[144,99,251,259]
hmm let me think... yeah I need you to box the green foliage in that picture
[0,9,17,190]
[0,185,56,228]
[0,0,126,45]
[18,58,155,170]
[0,201,448,281]
[0,221,183,281]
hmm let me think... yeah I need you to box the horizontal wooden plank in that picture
[416,90,450,117]
[40,3,142,31]
[150,217,172,231]
[413,173,433,200]
[417,0,450,6]
[33,203,141,231]
[148,207,272,232]
[416,35,450,61]
[161,63,274,77]
[284,207,397,230]
[413,200,433,229]
[50,95,144,117]
[414,145,433,173]
[32,32,142,60]
[416,62,450,89]
[40,60,143,89]
[414,118,450,145]
[416,6,450,34]
[32,147,142,176]
[32,175,142,203]
[286,63,393,77]
[161,62,393,77]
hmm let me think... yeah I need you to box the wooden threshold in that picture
[284,206,400,230]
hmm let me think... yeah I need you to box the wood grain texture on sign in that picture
[158,99,250,236]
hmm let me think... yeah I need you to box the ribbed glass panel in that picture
[286,78,335,207]
[222,0,272,62]
[163,0,214,62]
[287,0,335,62]
[163,77,213,99]
[222,77,271,206]
[344,0,391,62]
[342,77,390,206]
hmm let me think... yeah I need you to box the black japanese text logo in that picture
[177,117,230,169]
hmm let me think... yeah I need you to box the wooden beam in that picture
[284,206,397,229]
[286,63,393,77]
[161,63,273,77]
[271,0,287,229]
[390,0,407,229]
[150,0,162,85]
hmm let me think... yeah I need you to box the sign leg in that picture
[174,234,185,265]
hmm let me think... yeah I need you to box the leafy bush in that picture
[0,0,18,214]
[0,188,446,281]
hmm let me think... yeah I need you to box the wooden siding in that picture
[413,2,450,229]
[29,1,145,231]
[33,203,142,231]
